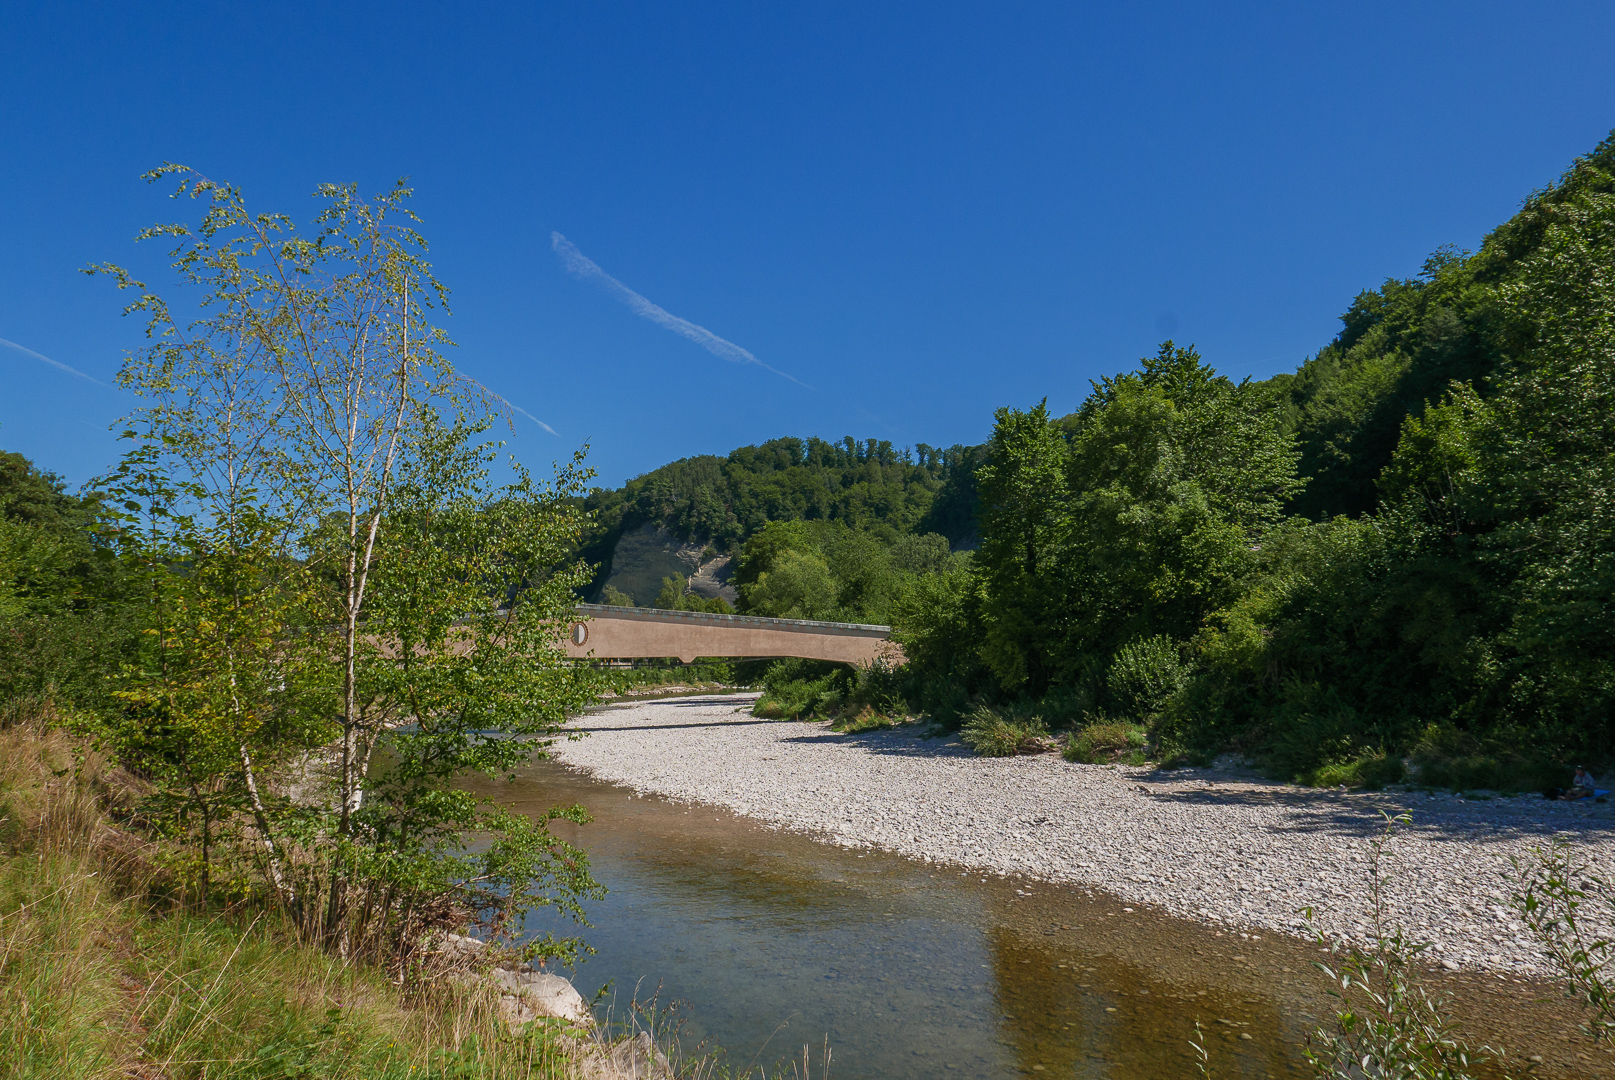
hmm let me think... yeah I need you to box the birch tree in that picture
[94,166,602,958]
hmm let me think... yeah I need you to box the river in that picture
[460,708,1604,1079]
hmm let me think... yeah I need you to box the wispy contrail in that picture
[551,232,810,388]
[510,404,559,437]
[0,337,113,388]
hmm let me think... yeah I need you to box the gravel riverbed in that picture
[551,692,1615,977]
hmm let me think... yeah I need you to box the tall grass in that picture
[0,717,749,1079]
[958,704,1052,757]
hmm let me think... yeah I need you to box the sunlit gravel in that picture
[550,692,1615,976]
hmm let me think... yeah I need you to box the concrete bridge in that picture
[562,604,903,666]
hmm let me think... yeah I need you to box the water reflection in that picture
[463,754,1328,1078]
[986,925,1304,1077]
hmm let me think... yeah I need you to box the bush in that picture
[1107,635,1192,720]
[1300,815,1500,1080]
[750,659,852,720]
[1063,719,1148,764]
[0,718,700,1079]
[1410,724,1569,793]
[751,659,916,723]
[603,658,739,694]
[1308,752,1407,790]
[1513,839,1615,1042]
[830,705,899,735]
[960,705,1051,757]
[596,584,636,607]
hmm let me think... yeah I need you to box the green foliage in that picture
[1302,816,1502,1080]
[740,546,838,620]
[603,658,739,691]
[1061,719,1147,765]
[1274,130,1615,524]
[974,399,1070,693]
[889,555,989,723]
[1307,752,1407,791]
[598,583,636,606]
[577,435,982,598]
[1106,635,1191,721]
[1273,251,1499,522]
[651,574,734,613]
[735,518,957,625]
[749,658,911,724]
[0,452,127,714]
[959,704,1051,757]
[750,658,852,720]
[893,130,1615,780]
[80,166,606,961]
[0,724,678,1080]
[830,705,902,735]
[902,342,1301,752]
[1513,839,1615,1043]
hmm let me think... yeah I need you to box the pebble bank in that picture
[551,693,1615,977]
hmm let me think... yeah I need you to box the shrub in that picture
[1107,635,1191,720]
[1308,752,1407,790]
[597,584,636,607]
[1063,719,1148,764]
[1409,724,1569,793]
[752,659,916,723]
[750,659,852,720]
[1301,814,1500,1080]
[960,705,1050,757]
[830,706,899,735]
[1513,839,1615,1042]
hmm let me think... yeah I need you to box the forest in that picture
[582,129,1615,789]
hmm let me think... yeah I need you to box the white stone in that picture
[491,969,593,1027]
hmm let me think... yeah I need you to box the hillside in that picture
[576,437,981,605]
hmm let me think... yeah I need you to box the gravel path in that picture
[551,692,1615,976]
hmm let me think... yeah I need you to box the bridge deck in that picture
[564,604,902,666]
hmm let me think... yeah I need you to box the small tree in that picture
[92,165,604,959]
[974,399,1070,693]
[1302,814,1501,1080]
[96,453,319,903]
[1514,840,1615,1043]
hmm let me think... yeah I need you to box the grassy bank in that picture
[0,720,689,1080]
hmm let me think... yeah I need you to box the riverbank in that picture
[553,692,1615,978]
[0,721,681,1080]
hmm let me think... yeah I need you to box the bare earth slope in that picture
[551,693,1615,976]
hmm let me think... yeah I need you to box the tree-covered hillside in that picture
[592,129,1615,791]
[576,435,980,599]
[885,127,1615,788]
[1269,130,1615,520]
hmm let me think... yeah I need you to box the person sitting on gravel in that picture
[1561,767,1602,801]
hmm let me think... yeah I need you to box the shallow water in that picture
[461,723,1606,1080]
[467,754,1335,1078]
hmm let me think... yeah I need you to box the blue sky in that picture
[3,2,1613,490]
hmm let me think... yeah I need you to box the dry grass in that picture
[0,715,771,1079]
